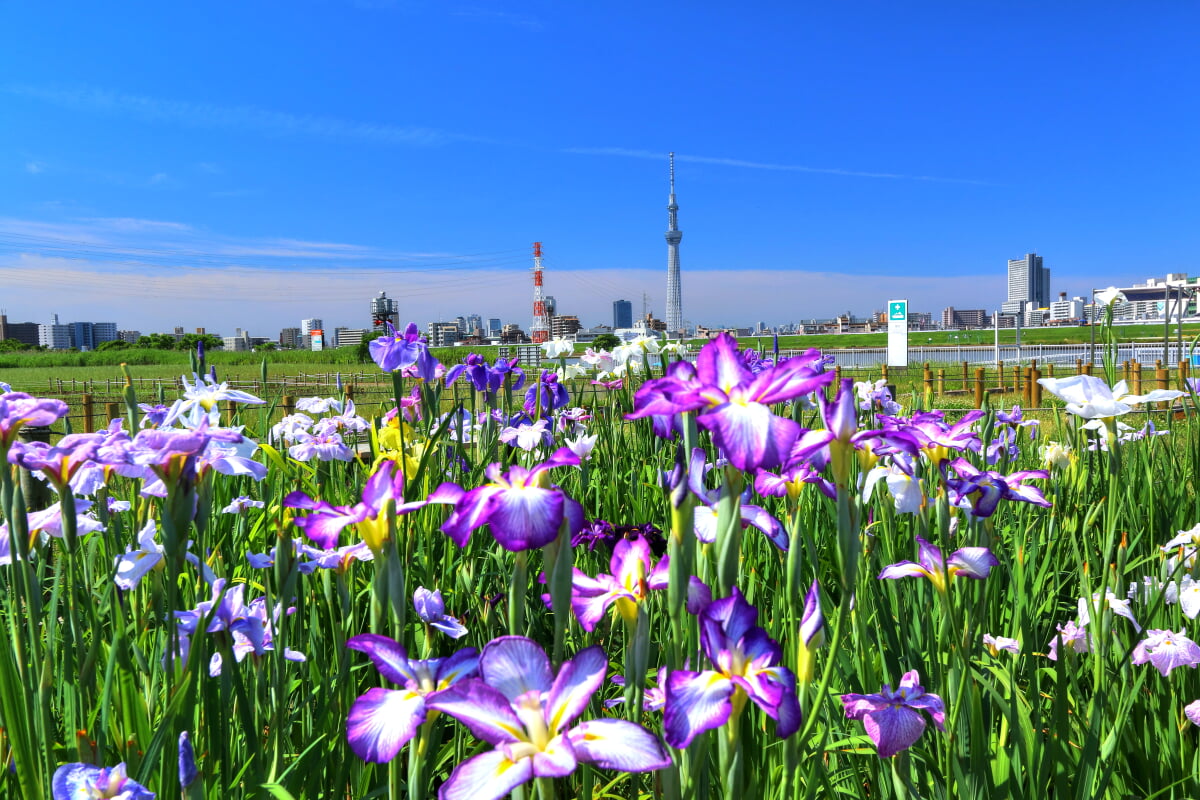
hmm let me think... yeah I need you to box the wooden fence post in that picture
[81,393,94,434]
[997,360,1005,391]
[881,364,889,384]
[974,368,985,409]
[1122,360,1131,384]
[1076,358,1083,375]
[1178,361,1188,391]
[1031,368,1042,407]
[1012,364,1021,394]
[961,361,968,390]
[1133,361,1143,395]
[281,395,295,416]
[936,368,945,397]
[923,363,933,406]
[105,402,120,423]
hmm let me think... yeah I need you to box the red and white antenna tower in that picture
[530,241,549,343]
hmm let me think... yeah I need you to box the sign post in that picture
[887,299,908,367]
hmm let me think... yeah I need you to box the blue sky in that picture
[2,1,1197,336]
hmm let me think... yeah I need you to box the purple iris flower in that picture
[370,322,426,372]
[0,391,69,452]
[446,354,527,399]
[52,761,154,799]
[688,449,787,550]
[879,410,984,465]
[996,405,1039,439]
[841,670,945,758]
[943,457,1051,518]
[137,403,171,428]
[426,637,671,800]
[524,370,570,417]
[178,731,198,789]
[663,588,801,748]
[570,536,669,631]
[878,535,999,593]
[1131,629,1200,677]
[436,448,585,551]
[607,668,667,711]
[345,634,480,762]
[285,460,429,552]
[414,587,469,639]
[797,580,824,683]
[628,334,834,472]
[754,460,835,502]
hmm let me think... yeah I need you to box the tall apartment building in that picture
[279,327,301,349]
[613,299,633,330]
[335,328,369,348]
[427,321,462,347]
[39,315,72,349]
[0,314,42,346]
[1002,253,1050,315]
[941,307,989,328]
[550,315,582,338]
[118,330,142,344]
[301,318,323,336]
[488,318,502,337]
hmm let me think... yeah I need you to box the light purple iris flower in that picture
[414,587,469,639]
[287,431,355,462]
[0,498,105,564]
[222,496,264,514]
[125,421,244,487]
[499,419,552,452]
[436,448,585,551]
[0,391,69,452]
[944,457,1051,518]
[664,588,800,748]
[114,519,164,590]
[1132,629,1200,676]
[285,460,429,552]
[345,634,480,762]
[842,670,945,758]
[426,637,671,800]
[570,536,669,631]
[628,334,834,471]
[8,433,103,490]
[1047,620,1092,661]
[52,761,154,800]
[173,579,305,676]
[370,322,426,372]
[878,535,999,593]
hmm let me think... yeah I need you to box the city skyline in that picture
[2,4,1197,333]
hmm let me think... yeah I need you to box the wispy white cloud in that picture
[25,161,44,174]
[453,7,544,31]
[565,147,994,185]
[4,85,484,147]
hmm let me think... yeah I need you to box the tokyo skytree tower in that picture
[664,152,684,336]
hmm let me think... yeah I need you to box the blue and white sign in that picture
[887,299,908,367]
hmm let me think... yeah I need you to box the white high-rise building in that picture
[1002,253,1050,316]
[301,318,323,336]
[370,292,398,332]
